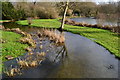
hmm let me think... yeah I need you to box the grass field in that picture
[1,30,28,62]
[17,19,119,58]
[0,30,29,74]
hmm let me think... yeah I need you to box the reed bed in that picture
[4,65,21,77]
[37,29,65,44]
[5,51,46,77]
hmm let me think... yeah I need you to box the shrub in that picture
[35,5,58,19]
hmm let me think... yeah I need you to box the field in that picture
[1,30,28,62]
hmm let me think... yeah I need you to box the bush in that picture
[35,4,58,19]
[2,2,27,20]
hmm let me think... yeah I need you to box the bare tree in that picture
[59,0,69,31]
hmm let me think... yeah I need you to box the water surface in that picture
[70,17,117,26]
[2,22,119,78]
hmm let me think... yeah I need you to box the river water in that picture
[2,22,119,78]
[70,17,117,26]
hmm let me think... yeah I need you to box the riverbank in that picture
[1,30,29,62]
[1,29,30,74]
[63,19,119,33]
[16,19,119,58]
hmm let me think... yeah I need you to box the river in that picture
[2,22,119,78]
[70,17,117,27]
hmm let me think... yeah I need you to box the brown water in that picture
[2,22,119,78]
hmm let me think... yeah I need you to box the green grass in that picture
[16,19,119,58]
[1,30,28,62]
[0,30,29,74]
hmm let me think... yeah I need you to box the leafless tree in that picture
[59,0,69,31]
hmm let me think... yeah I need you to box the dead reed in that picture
[5,65,21,77]
[37,29,65,44]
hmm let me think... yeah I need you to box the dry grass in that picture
[38,29,65,44]
[17,59,29,68]
[5,51,47,77]
[16,51,46,68]
[29,61,38,67]
[4,28,36,48]
[5,65,21,77]
[37,52,46,57]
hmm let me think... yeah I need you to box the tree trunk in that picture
[59,0,69,31]
[27,1,36,25]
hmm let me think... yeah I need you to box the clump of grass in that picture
[38,29,65,44]
[5,28,36,47]
[19,34,36,47]
[29,61,38,67]
[17,58,29,68]
[5,28,27,36]
[16,51,46,69]
[4,65,21,77]
[25,47,32,52]
[37,52,46,57]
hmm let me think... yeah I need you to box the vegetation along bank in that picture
[17,19,120,58]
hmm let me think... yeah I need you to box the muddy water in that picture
[2,22,119,78]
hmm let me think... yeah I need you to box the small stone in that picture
[25,47,32,52]
[0,39,6,43]
[40,45,43,49]
[28,52,34,55]
[0,25,5,29]
[5,28,11,31]
[39,38,43,41]
[46,50,49,52]
[5,55,14,60]
[40,52,46,57]
[40,41,42,44]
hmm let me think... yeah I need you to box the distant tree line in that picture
[2,2,58,20]
[2,1,119,21]
[97,2,118,22]
[2,2,27,20]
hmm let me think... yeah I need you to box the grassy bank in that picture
[16,19,119,58]
[1,30,28,62]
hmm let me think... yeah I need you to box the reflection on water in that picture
[70,17,117,26]
[2,22,119,78]
[48,32,118,78]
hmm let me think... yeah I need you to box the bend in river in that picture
[2,22,119,78]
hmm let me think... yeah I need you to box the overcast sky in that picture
[1,0,119,2]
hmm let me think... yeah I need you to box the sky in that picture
[1,0,119,2]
